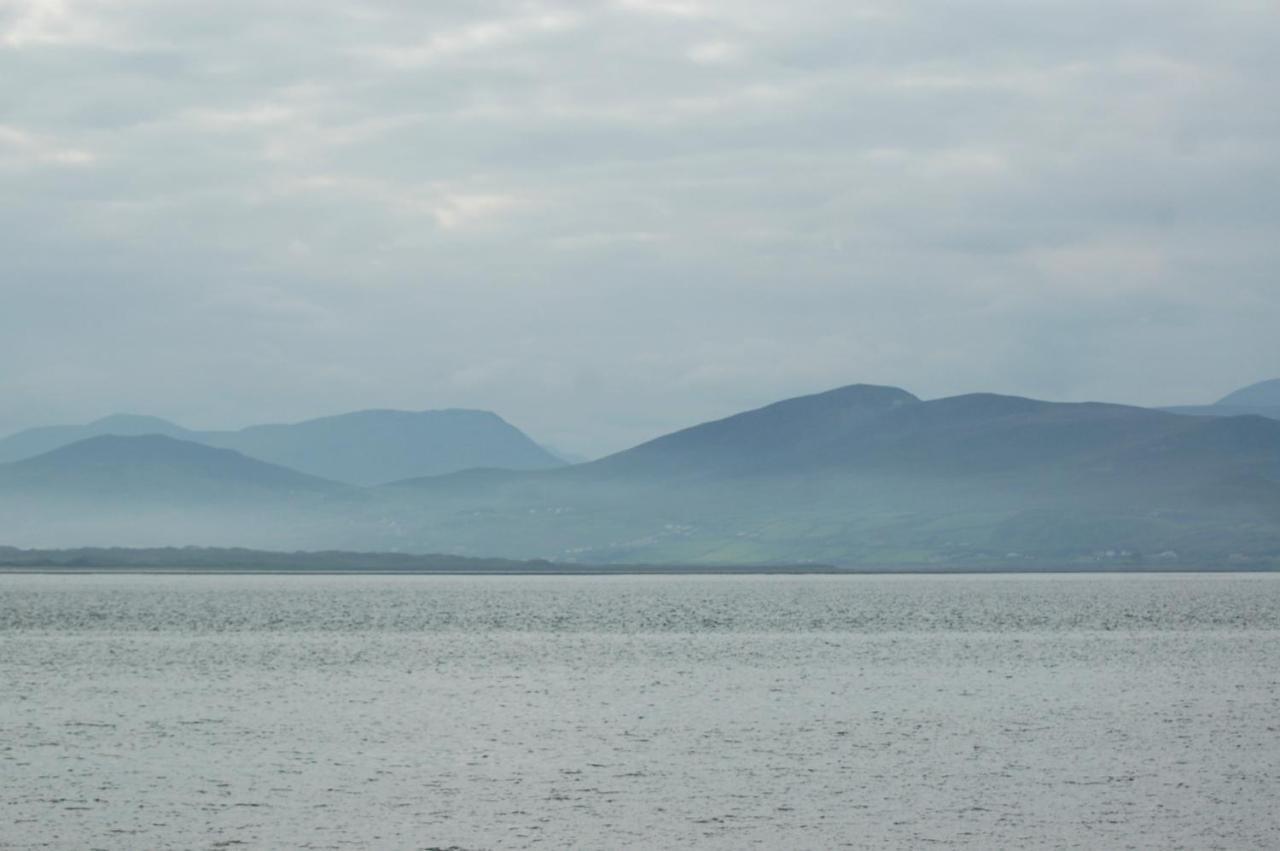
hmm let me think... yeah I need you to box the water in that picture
[2,573,1278,849]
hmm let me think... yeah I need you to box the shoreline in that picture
[3,565,1277,576]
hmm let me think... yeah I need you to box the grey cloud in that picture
[1,0,1277,456]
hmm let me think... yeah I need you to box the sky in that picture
[1,0,1278,457]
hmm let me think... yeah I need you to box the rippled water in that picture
[2,573,1279,849]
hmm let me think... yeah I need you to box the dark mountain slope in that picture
[202,408,563,486]
[3,384,1279,566]
[1161,378,1280,421]
[576,386,1262,481]
[797,394,1184,476]
[0,408,565,485]
[1163,404,1280,420]
[580,384,920,477]
[1218,379,1280,407]
[0,435,344,504]
[0,414,193,464]
[374,385,1280,565]
[1119,414,1280,482]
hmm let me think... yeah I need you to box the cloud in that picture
[0,0,111,49]
[0,123,95,166]
[356,9,582,69]
[0,0,1277,456]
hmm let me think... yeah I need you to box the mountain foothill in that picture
[2,381,1278,567]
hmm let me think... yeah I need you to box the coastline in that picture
[3,564,1277,575]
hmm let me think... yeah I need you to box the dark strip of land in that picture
[0,545,1275,574]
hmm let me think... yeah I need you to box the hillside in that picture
[580,385,1280,482]
[0,435,344,503]
[0,435,353,550]
[1,385,1279,566]
[377,385,1280,566]
[0,408,565,485]
[0,415,193,464]
[579,384,921,477]
[1162,378,1280,422]
[1218,379,1280,407]
[203,409,563,486]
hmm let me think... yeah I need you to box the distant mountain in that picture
[1218,379,1280,407]
[581,385,1279,482]
[0,414,193,464]
[0,435,352,550]
[379,385,1280,566]
[0,435,343,504]
[1162,378,1280,422]
[202,409,563,486]
[542,445,590,465]
[581,384,920,477]
[0,545,564,573]
[2,384,1279,566]
[1165,404,1280,420]
[0,408,564,485]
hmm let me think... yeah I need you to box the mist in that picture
[3,0,1279,456]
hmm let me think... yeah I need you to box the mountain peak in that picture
[0,407,563,485]
[586,382,921,476]
[87,414,187,433]
[3,434,342,499]
[1217,379,1280,407]
[14,433,273,471]
[213,407,563,485]
[794,383,919,408]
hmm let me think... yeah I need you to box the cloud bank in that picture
[2,0,1277,455]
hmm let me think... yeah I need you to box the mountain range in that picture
[1,381,1278,567]
[1162,378,1280,421]
[0,409,564,485]
[0,434,339,503]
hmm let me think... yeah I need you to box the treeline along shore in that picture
[1,546,1275,574]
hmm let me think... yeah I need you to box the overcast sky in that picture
[2,0,1277,456]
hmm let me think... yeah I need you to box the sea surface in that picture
[2,573,1279,849]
